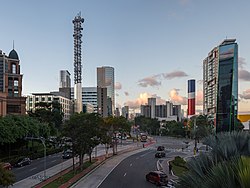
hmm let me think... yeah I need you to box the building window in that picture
[48,97,51,101]
[14,80,18,87]
[12,64,16,74]
[14,90,18,97]
[42,97,45,101]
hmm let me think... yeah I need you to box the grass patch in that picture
[170,156,188,176]
[43,161,94,188]
[170,161,188,176]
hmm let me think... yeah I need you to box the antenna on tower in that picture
[13,40,15,49]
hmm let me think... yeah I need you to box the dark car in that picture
[15,157,31,167]
[157,146,165,151]
[155,151,166,158]
[1,162,12,170]
[62,150,73,159]
[146,171,168,186]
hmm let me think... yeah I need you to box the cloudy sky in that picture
[1,0,250,114]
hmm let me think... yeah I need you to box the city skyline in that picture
[1,0,250,114]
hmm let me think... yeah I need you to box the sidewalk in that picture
[12,140,149,188]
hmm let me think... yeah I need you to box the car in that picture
[15,157,31,167]
[155,151,166,158]
[146,171,168,186]
[157,146,165,151]
[62,149,73,159]
[0,162,12,170]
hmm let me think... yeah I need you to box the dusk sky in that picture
[1,0,250,114]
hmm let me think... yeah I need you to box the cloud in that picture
[238,57,247,69]
[115,82,122,90]
[162,71,188,80]
[138,75,161,87]
[238,57,250,81]
[124,93,151,109]
[151,94,166,105]
[239,70,250,81]
[239,89,250,100]
[169,89,187,105]
[124,91,129,96]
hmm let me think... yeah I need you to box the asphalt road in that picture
[12,152,66,182]
[99,148,170,188]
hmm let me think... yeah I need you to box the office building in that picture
[203,39,238,132]
[148,98,156,118]
[97,87,108,117]
[97,66,115,116]
[59,70,71,99]
[115,107,120,117]
[71,87,97,113]
[0,49,26,116]
[26,93,72,120]
[122,106,129,119]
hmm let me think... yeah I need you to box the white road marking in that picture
[124,173,127,177]
[130,163,132,167]
[29,167,37,171]
[51,160,57,163]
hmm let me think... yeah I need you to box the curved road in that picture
[99,149,171,188]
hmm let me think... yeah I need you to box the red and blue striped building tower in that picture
[188,79,195,116]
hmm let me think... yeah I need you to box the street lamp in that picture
[25,137,46,180]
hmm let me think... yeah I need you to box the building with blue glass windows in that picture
[203,39,238,133]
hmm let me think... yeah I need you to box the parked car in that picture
[15,157,31,167]
[62,149,73,159]
[146,171,168,186]
[157,146,165,151]
[0,162,12,170]
[155,151,166,158]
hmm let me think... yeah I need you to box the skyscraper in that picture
[203,39,238,132]
[97,66,115,116]
[73,13,84,113]
[60,70,71,88]
[148,98,156,118]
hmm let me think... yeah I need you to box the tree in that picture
[177,131,250,188]
[63,113,103,170]
[0,165,15,187]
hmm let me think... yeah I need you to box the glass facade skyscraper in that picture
[216,39,238,132]
[203,39,238,133]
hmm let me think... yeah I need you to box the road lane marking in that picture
[130,163,132,167]
[29,167,37,171]
[124,173,126,177]
[51,160,57,163]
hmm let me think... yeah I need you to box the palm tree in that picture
[176,131,250,188]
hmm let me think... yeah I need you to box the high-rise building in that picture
[97,66,115,116]
[0,49,26,116]
[60,70,71,88]
[187,79,195,117]
[71,87,97,113]
[148,98,156,118]
[122,106,129,119]
[203,39,238,132]
[73,13,84,113]
[97,87,108,117]
[59,70,71,99]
